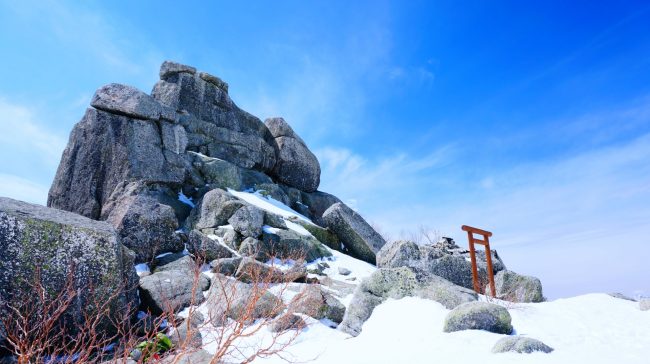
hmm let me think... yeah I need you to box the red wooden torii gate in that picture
[461,225,496,297]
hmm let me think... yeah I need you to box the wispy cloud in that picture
[0,98,66,167]
[0,174,49,205]
[316,144,457,212]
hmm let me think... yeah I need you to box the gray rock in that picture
[323,202,386,264]
[443,302,513,334]
[291,284,346,324]
[228,205,264,238]
[185,310,205,328]
[153,254,210,291]
[270,313,306,332]
[0,197,137,336]
[188,188,243,230]
[376,240,422,269]
[264,211,288,229]
[210,257,243,276]
[265,117,320,192]
[415,275,478,310]
[153,254,195,273]
[608,292,636,301]
[338,267,352,276]
[91,83,175,121]
[262,228,332,262]
[238,237,265,260]
[235,257,285,283]
[493,270,544,303]
[152,63,277,173]
[189,152,273,192]
[160,349,214,364]
[293,219,339,251]
[154,251,187,267]
[199,71,229,92]
[160,60,196,79]
[138,270,206,314]
[300,190,342,225]
[640,298,650,311]
[106,195,183,262]
[169,319,203,349]
[428,255,476,290]
[187,230,234,261]
[255,183,291,206]
[492,336,554,354]
[377,239,506,291]
[205,274,284,324]
[48,108,185,219]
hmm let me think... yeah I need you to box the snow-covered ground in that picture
[249,293,650,364]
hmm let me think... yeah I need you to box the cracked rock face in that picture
[48,61,322,222]
[45,59,383,278]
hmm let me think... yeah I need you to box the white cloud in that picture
[315,144,456,213]
[0,174,49,205]
[0,98,67,167]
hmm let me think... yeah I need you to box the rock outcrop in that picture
[47,60,381,271]
[0,197,137,335]
[377,238,507,291]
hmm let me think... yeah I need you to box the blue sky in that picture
[1,0,649,299]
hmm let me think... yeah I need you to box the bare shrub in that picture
[0,266,139,364]
[397,225,442,245]
[1,248,311,364]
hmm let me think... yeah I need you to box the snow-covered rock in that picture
[492,336,554,354]
[443,301,513,334]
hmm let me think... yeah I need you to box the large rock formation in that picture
[0,197,137,335]
[46,60,377,263]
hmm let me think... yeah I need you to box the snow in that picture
[134,263,150,277]
[250,294,650,364]
[262,225,282,234]
[178,190,195,208]
[284,220,311,235]
[205,233,240,256]
[155,252,173,259]
[227,189,311,223]
[305,247,377,285]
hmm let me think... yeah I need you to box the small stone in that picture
[640,298,650,311]
[130,349,142,361]
[492,336,554,354]
[338,267,352,276]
